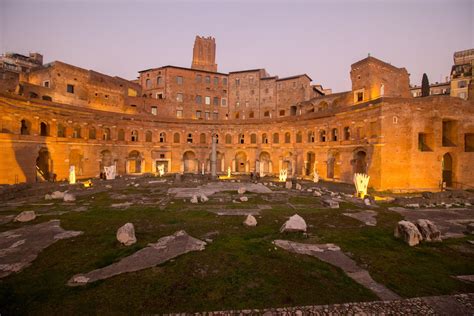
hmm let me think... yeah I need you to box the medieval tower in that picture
[191,35,217,72]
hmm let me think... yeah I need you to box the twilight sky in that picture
[0,0,472,92]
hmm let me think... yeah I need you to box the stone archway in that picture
[127,150,142,174]
[235,151,247,173]
[353,150,367,174]
[327,151,341,180]
[259,151,272,175]
[183,151,197,173]
[69,149,84,176]
[281,151,294,175]
[100,150,113,172]
[442,153,453,187]
[36,148,51,181]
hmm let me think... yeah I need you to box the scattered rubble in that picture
[280,214,307,233]
[14,211,36,222]
[243,215,257,227]
[116,223,137,246]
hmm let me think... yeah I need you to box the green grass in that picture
[0,187,473,315]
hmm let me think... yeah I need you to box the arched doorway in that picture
[127,150,142,174]
[281,152,293,175]
[235,151,247,173]
[100,150,113,172]
[353,150,367,174]
[36,148,51,181]
[327,152,341,180]
[306,151,315,176]
[442,153,453,187]
[259,151,271,175]
[183,151,197,173]
[69,149,84,176]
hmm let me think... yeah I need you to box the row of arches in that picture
[6,118,361,146]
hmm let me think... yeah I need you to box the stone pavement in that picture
[169,293,474,315]
[273,240,400,301]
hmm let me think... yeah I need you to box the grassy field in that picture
[0,185,473,315]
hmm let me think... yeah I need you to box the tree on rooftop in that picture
[421,73,430,97]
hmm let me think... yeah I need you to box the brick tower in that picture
[191,36,217,72]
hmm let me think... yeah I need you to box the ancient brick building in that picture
[0,37,473,192]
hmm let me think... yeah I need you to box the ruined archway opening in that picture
[442,153,453,188]
[36,148,51,181]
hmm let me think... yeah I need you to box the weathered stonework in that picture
[0,37,473,192]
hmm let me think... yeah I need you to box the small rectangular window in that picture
[213,112,218,120]
[196,95,202,104]
[235,78,240,86]
[176,76,183,85]
[418,133,433,151]
[205,76,210,84]
[357,92,363,102]
[223,78,228,85]
[196,110,202,119]
[213,97,219,105]
[156,92,163,99]
[151,106,157,115]
[176,110,183,118]
[43,80,50,88]
[214,77,219,85]
[176,93,183,102]
[205,96,211,105]
[67,84,74,94]
[221,98,227,106]
[196,75,202,83]
[205,111,210,120]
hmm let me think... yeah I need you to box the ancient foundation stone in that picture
[394,220,423,246]
[415,219,442,242]
[116,223,137,246]
[14,211,36,222]
[280,214,307,233]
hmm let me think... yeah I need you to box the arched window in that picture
[145,79,151,89]
[73,126,81,138]
[235,112,240,119]
[307,131,315,143]
[157,76,162,85]
[225,134,232,144]
[103,128,111,141]
[331,128,338,141]
[200,133,206,144]
[131,130,139,142]
[88,127,96,139]
[40,122,49,136]
[250,133,257,144]
[273,133,279,144]
[159,132,166,143]
[239,133,245,144]
[214,134,219,144]
[319,130,326,142]
[187,133,193,143]
[262,133,268,144]
[118,129,125,141]
[145,130,152,142]
[296,131,302,143]
[344,127,350,140]
[173,132,180,143]
[57,123,66,137]
[284,132,291,143]
[20,119,30,135]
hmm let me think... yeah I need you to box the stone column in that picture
[211,133,217,179]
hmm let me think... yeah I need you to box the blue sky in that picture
[1,0,472,92]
